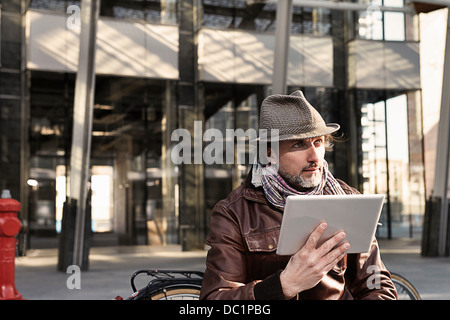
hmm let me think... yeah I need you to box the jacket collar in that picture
[242,168,268,205]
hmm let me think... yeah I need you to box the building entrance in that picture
[28,71,177,247]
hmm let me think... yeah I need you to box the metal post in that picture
[383,98,392,240]
[69,0,99,268]
[272,0,293,94]
[435,8,450,256]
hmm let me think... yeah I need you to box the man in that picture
[200,91,397,300]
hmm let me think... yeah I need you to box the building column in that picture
[114,135,134,245]
[0,0,29,255]
[177,0,205,251]
[422,6,450,257]
[272,0,292,94]
[328,6,359,187]
[58,0,99,270]
[161,80,178,244]
[435,8,450,256]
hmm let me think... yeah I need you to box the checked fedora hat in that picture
[258,90,340,141]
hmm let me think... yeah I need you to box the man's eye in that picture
[293,141,305,148]
[314,139,324,146]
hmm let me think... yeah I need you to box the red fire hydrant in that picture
[0,190,22,300]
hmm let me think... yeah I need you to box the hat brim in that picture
[256,123,340,142]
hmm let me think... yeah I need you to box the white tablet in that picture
[276,194,384,255]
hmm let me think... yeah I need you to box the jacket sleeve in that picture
[200,203,256,300]
[200,202,284,300]
[345,238,398,300]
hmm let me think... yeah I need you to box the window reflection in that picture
[384,11,405,41]
[29,0,178,25]
[203,84,263,224]
[201,0,331,35]
[355,0,406,41]
[28,71,174,245]
[292,6,331,35]
[360,92,424,238]
[30,0,80,12]
[101,0,178,24]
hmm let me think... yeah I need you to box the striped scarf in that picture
[252,159,345,210]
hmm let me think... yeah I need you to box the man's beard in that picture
[279,164,323,189]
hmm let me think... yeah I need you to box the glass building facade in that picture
[0,0,427,251]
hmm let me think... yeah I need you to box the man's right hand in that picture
[279,222,350,299]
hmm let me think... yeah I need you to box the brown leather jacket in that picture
[200,172,397,300]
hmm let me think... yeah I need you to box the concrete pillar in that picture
[177,0,205,251]
[59,0,99,270]
[272,0,293,94]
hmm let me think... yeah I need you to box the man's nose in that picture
[306,145,320,163]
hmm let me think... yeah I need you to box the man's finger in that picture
[321,242,350,271]
[304,221,327,250]
[320,231,346,253]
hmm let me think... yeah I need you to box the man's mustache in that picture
[300,163,321,172]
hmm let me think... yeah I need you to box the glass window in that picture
[359,91,424,239]
[93,76,167,244]
[100,0,178,24]
[201,0,331,35]
[355,0,406,41]
[291,6,331,35]
[29,71,75,237]
[384,11,405,41]
[356,5,383,40]
[203,84,264,217]
[202,0,276,31]
[28,71,177,246]
[29,0,80,12]
[29,0,178,25]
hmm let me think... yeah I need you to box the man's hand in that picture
[279,222,350,299]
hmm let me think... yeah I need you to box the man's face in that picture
[273,136,326,190]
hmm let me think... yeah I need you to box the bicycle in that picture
[118,269,420,300]
[121,270,204,300]
[391,273,421,300]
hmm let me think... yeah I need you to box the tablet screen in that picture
[276,194,384,255]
